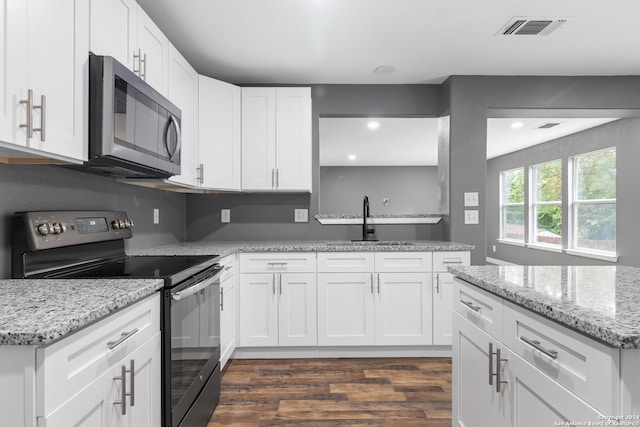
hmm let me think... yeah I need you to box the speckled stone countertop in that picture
[449,265,640,349]
[0,279,163,345]
[130,240,474,257]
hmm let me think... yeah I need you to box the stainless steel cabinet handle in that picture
[267,262,288,269]
[20,89,33,138]
[220,288,224,311]
[133,49,142,76]
[113,364,127,415]
[271,169,275,189]
[279,274,282,295]
[128,359,135,407]
[276,168,279,188]
[520,336,559,359]
[107,328,139,350]
[435,273,440,294]
[495,348,507,393]
[141,52,147,81]
[442,259,463,264]
[272,274,276,294]
[377,273,380,294]
[370,273,374,294]
[33,94,45,141]
[488,342,495,386]
[461,300,481,312]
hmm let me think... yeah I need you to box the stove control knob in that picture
[128,219,134,227]
[60,223,67,233]
[112,220,120,229]
[51,223,62,234]
[119,219,126,229]
[37,223,50,235]
[124,219,132,228]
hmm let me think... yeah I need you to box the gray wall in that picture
[0,164,186,278]
[487,117,640,267]
[186,84,444,242]
[441,76,640,265]
[319,166,438,215]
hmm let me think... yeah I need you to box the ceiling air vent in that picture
[499,18,567,36]
[537,123,561,129]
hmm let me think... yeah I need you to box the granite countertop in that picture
[449,265,640,349]
[0,279,163,346]
[130,240,474,257]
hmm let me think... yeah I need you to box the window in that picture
[500,168,525,242]
[570,148,616,254]
[531,160,562,246]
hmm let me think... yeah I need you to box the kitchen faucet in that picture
[362,195,376,241]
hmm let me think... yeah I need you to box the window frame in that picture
[529,159,563,249]
[568,147,617,257]
[499,167,525,243]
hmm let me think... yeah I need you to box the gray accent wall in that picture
[441,76,640,265]
[186,84,444,242]
[319,166,438,215]
[487,117,640,267]
[0,164,186,278]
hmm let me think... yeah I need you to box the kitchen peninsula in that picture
[449,265,640,425]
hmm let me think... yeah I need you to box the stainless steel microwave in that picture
[83,54,181,178]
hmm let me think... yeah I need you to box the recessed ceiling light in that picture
[367,121,380,129]
[348,155,357,161]
[511,121,524,129]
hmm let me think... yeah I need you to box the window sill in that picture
[497,239,525,247]
[564,249,618,263]
[526,243,563,253]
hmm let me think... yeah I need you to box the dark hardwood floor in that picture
[208,357,452,426]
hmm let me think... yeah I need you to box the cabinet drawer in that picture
[503,301,619,414]
[317,252,374,272]
[374,252,432,272]
[239,253,316,273]
[218,255,236,282]
[36,293,160,417]
[453,279,503,340]
[433,251,470,272]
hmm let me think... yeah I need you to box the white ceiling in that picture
[320,118,438,166]
[136,0,640,84]
[486,118,620,159]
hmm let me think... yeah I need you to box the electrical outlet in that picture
[221,209,231,223]
[294,209,308,223]
[464,192,479,207]
[464,209,479,225]
[153,208,159,224]
[492,245,497,253]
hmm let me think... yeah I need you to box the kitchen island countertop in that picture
[130,240,474,258]
[449,265,640,349]
[0,279,163,345]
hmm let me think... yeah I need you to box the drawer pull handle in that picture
[107,328,139,350]
[267,262,288,268]
[520,336,558,359]
[461,300,481,312]
[442,259,463,264]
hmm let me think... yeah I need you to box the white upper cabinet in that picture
[89,0,168,95]
[241,87,311,192]
[198,76,242,191]
[0,0,88,163]
[166,44,199,187]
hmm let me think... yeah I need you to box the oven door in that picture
[163,267,221,427]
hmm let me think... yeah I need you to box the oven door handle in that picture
[172,270,222,301]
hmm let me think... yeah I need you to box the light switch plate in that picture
[294,209,308,223]
[464,192,479,207]
[464,209,479,225]
[221,209,231,223]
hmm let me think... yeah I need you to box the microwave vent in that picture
[499,18,567,36]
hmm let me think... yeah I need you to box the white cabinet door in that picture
[503,345,603,427]
[198,75,241,191]
[239,273,278,347]
[274,87,311,191]
[89,0,137,70]
[375,272,432,345]
[317,273,375,346]
[241,88,276,190]
[433,272,454,345]
[166,44,199,187]
[220,276,236,369]
[41,333,161,427]
[278,273,317,347]
[136,5,168,94]
[453,312,505,427]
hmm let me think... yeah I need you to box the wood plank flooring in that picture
[208,357,452,426]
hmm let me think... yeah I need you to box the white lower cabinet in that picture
[239,272,317,347]
[453,280,606,427]
[40,332,161,427]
